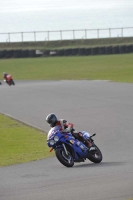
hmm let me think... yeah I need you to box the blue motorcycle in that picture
[47,127,102,167]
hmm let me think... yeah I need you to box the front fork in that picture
[49,143,70,155]
[62,143,69,155]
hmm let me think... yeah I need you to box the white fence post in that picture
[0,27,133,42]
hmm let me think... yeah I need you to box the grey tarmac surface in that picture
[0,80,133,200]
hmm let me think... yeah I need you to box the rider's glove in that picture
[64,127,72,133]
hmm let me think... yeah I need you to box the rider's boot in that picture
[78,133,96,152]
[84,140,96,151]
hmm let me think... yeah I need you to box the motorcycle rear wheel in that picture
[55,148,74,167]
[87,144,102,163]
[11,80,15,85]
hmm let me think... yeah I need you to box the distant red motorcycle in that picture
[4,74,15,86]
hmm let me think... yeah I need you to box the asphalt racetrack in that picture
[0,80,133,200]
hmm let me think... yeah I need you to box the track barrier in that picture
[0,44,133,59]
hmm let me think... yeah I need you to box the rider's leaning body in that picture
[3,72,12,85]
[46,113,95,151]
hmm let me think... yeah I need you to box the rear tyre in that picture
[55,148,74,167]
[88,144,102,163]
[11,80,15,85]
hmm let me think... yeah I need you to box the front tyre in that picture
[88,144,102,163]
[55,148,74,167]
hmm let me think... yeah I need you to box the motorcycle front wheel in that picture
[87,144,103,163]
[55,148,74,167]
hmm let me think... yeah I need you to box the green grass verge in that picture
[0,54,133,82]
[0,114,54,167]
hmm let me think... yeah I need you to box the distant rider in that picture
[3,72,12,85]
[46,113,95,151]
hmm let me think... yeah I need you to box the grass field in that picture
[0,53,133,82]
[0,114,54,167]
[0,53,133,167]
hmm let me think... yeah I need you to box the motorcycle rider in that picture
[46,113,95,151]
[3,72,12,85]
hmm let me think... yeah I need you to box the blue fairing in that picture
[47,130,88,161]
